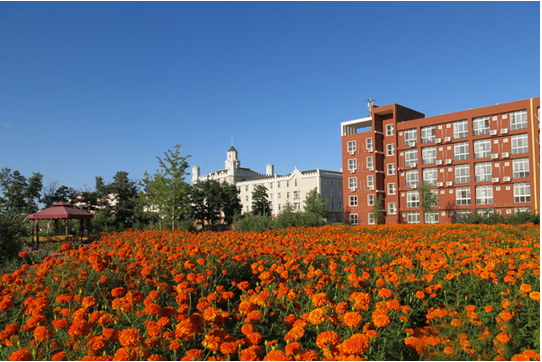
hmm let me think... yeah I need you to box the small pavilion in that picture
[28,202,93,249]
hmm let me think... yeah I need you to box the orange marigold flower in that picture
[450,318,463,327]
[529,291,540,302]
[519,284,532,293]
[263,349,292,361]
[496,332,510,345]
[9,348,32,361]
[33,325,53,342]
[245,310,263,323]
[19,252,29,258]
[498,310,513,322]
[118,328,142,348]
[239,346,264,361]
[415,291,425,299]
[246,331,263,346]
[307,308,326,326]
[343,311,362,328]
[180,349,203,361]
[220,341,239,355]
[51,351,66,361]
[111,287,126,298]
[241,323,255,336]
[378,288,393,299]
[144,303,163,316]
[372,309,390,328]
[311,293,329,307]
[443,346,455,355]
[465,305,476,312]
[349,292,371,310]
[316,331,340,350]
[82,296,97,309]
[339,333,370,355]
[238,281,250,290]
[285,342,301,355]
[484,305,494,313]
[296,349,320,361]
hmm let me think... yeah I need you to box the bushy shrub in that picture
[0,215,26,265]
[233,213,274,232]
[456,210,539,225]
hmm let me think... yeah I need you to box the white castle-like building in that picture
[192,147,343,220]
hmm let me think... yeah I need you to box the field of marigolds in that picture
[0,224,539,361]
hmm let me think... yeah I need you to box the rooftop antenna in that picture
[366,96,375,116]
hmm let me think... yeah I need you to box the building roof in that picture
[228,146,237,152]
[28,202,93,220]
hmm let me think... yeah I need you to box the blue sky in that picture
[0,2,539,191]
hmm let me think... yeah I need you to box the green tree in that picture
[419,182,438,223]
[371,194,385,224]
[303,188,329,219]
[220,182,242,224]
[251,185,271,216]
[139,145,191,230]
[42,181,79,208]
[191,180,242,229]
[0,168,43,215]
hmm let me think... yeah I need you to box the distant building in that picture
[341,97,540,225]
[192,147,343,221]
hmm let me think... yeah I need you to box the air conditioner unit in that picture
[409,141,416,147]
[368,185,374,191]
[491,153,499,159]
[502,152,509,158]
[409,162,417,167]
[368,166,374,171]
[349,150,355,155]
[349,187,356,192]
[367,147,373,153]
[349,168,356,174]
[503,176,511,182]
[490,130,498,136]
[444,137,451,142]
[410,185,417,189]
[437,182,444,187]
[435,138,442,144]
[492,177,499,183]
[445,159,452,165]
[501,128,509,134]
[436,160,443,165]
[446,181,453,187]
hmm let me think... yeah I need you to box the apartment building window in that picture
[474,162,492,182]
[349,213,359,225]
[406,190,419,208]
[476,185,493,205]
[278,204,281,211]
[367,175,375,190]
[348,159,357,173]
[424,211,439,224]
[366,138,373,151]
[278,193,281,199]
[286,181,289,187]
[286,192,290,199]
[388,202,397,215]
[454,142,469,161]
[404,149,418,166]
[347,141,357,154]
[387,183,396,195]
[245,186,249,191]
[511,134,529,154]
[349,195,358,207]
[367,194,375,206]
[294,203,301,210]
[456,186,471,206]
[405,169,419,188]
[278,182,280,188]
[407,212,420,224]
[386,124,394,136]
[348,177,357,189]
[368,213,375,225]
[386,144,395,156]
[474,139,491,159]
[513,158,530,179]
[472,116,490,136]
[514,182,531,203]
[295,179,298,187]
[422,146,437,164]
[515,207,531,214]
[367,157,374,170]
[453,120,469,139]
[455,164,470,184]
[404,128,417,146]
[293,191,300,199]
[510,110,527,130]
[387,163,396,175]
[423,167,438,186]
[245,195,249,202]
[421,125,436,143]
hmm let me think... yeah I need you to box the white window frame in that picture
[347,140,357,154]
[368,213,375,225]
[349,195,358,207]
[423,167,438,186]
[406,190,419,208]
[348,159,357,172]
[472,116,490,136]
[510,110,527,130]
[474,162,492,182]
[388,202,397,215]
[366,138,373,151]
[453,120,469,139]
[404,149,418,166]
[473,139,491,159]
[422,146,437,165]
[514,182,531,203]
[349,213,358,225]
[454,141,469,161]
[456,186,471,206]
[406,211,420,224]
[386,144,395,156]
[405,169,419,188]
[367,175,374,189]
[421,125,436,143]
[387,163,396,175]
[476,185,493,205]
[367,194,375,206]
[455,164,470,184]
[511,134,529,154]
[403,128,417,146]
[387,183,396,195]
[348,177,357,189]
[512,158,530,179]
[386,124,394,136]
[367,156,374,170]
[424,211,439,224]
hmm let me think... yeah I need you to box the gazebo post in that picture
[35,220,39,250]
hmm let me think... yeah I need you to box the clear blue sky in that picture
[1,2,539,191]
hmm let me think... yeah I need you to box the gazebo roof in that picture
[28,202,93,220]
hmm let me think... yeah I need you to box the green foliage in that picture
[371,194,385,224]
[0,215,25,266]
[419,181,438,215]
[251,185,271,216]
[233,213,274,232]
[303,188,329,219]
[457,210,540,225]
[190,180,242,229]
[42,182,79,208]
[0,168,43,215]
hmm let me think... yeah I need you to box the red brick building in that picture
[341,97,540,225]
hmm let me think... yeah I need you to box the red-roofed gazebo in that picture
[28,202,93,248]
